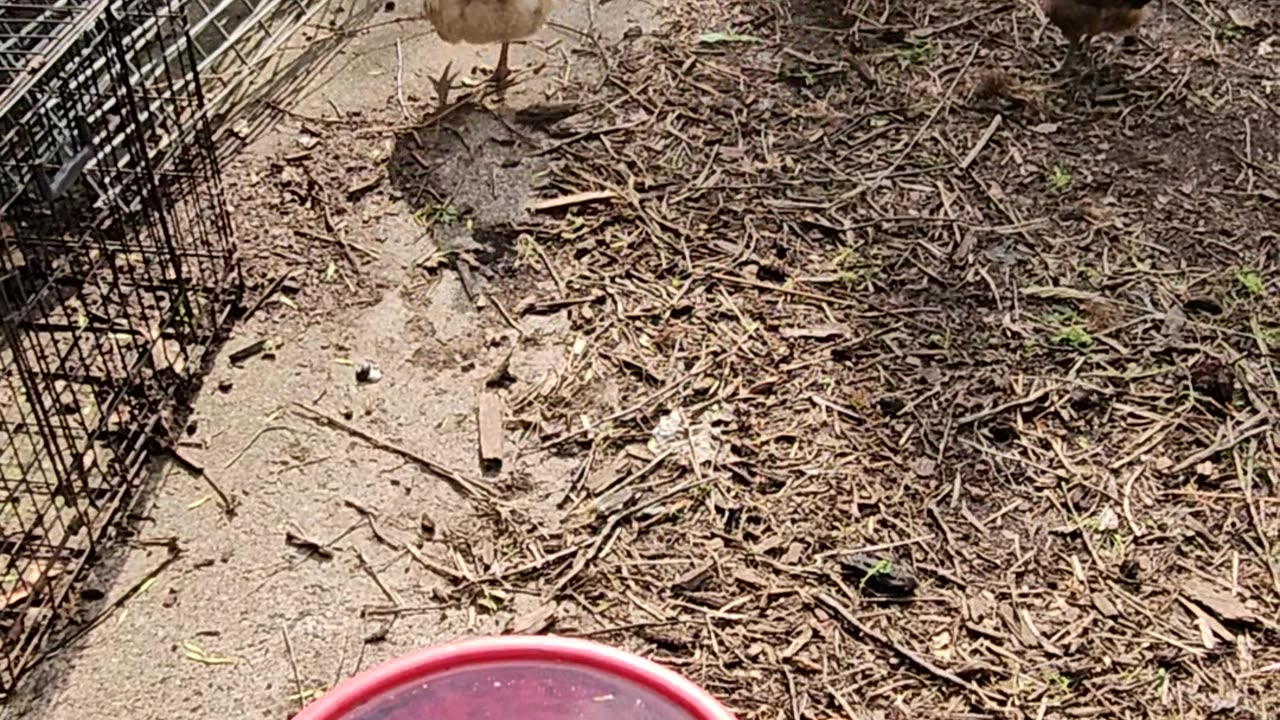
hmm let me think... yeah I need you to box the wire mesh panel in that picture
[0,0,239,692]
[179,0,332,132]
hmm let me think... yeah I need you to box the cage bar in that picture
[0,0,240,693]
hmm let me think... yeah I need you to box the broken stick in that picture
[290,402,489,501]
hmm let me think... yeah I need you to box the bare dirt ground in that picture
[9,0,1280,718]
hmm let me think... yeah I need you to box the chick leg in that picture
[1082,36,1101,73]
[491,42,512,87]
[1051,33,1090,76]
[1054,35,1081,74]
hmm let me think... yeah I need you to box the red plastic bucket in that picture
[294,635,736,720]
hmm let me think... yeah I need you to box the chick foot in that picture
[432,61,456,110]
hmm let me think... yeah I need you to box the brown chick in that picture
[1041,0,1153,68]
[424,0,552,98]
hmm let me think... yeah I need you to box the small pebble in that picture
[356,361,383,384]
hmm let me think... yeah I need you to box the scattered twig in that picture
[957,386,1054,426]
[355,547,403,608]
[960,114,1001,170]
[1169,415,1270,474]
[282,625,305,712]
[295,227,382,261]
[290,402,489,500]
[39,539,181,658]
[285,523,335,560]
[224,424,294,470]
[404,542,468,583]
[395,38,410,120]
[554,477,710,595]
[537,360,714,450]
[1235,442,1280,595]
[240,271,294,323]
[529,190,618,212]
[816,593,1002,707]
[161,446,237,515]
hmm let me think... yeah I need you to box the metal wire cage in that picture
[181,0,334,126]
[0,0,240,692]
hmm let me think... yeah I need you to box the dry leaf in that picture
[1161,305,1186,337]
[912,457,937,478]
[1091,592,1119,619]
[1180,597,1236,645]
[967,592,995,620]
[2,560,63,607]
[672,561,715,592]
[732,567,769,588]
[930,630,954,661]
[1184,581,1257,624]
[780,625,813,659]
[1194,613,1217,649]
[1227,7,1256,28]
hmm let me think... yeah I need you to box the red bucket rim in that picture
[294,635,736,720]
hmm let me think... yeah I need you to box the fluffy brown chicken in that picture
[424,0,552,96]
[1041,0,1153,67]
